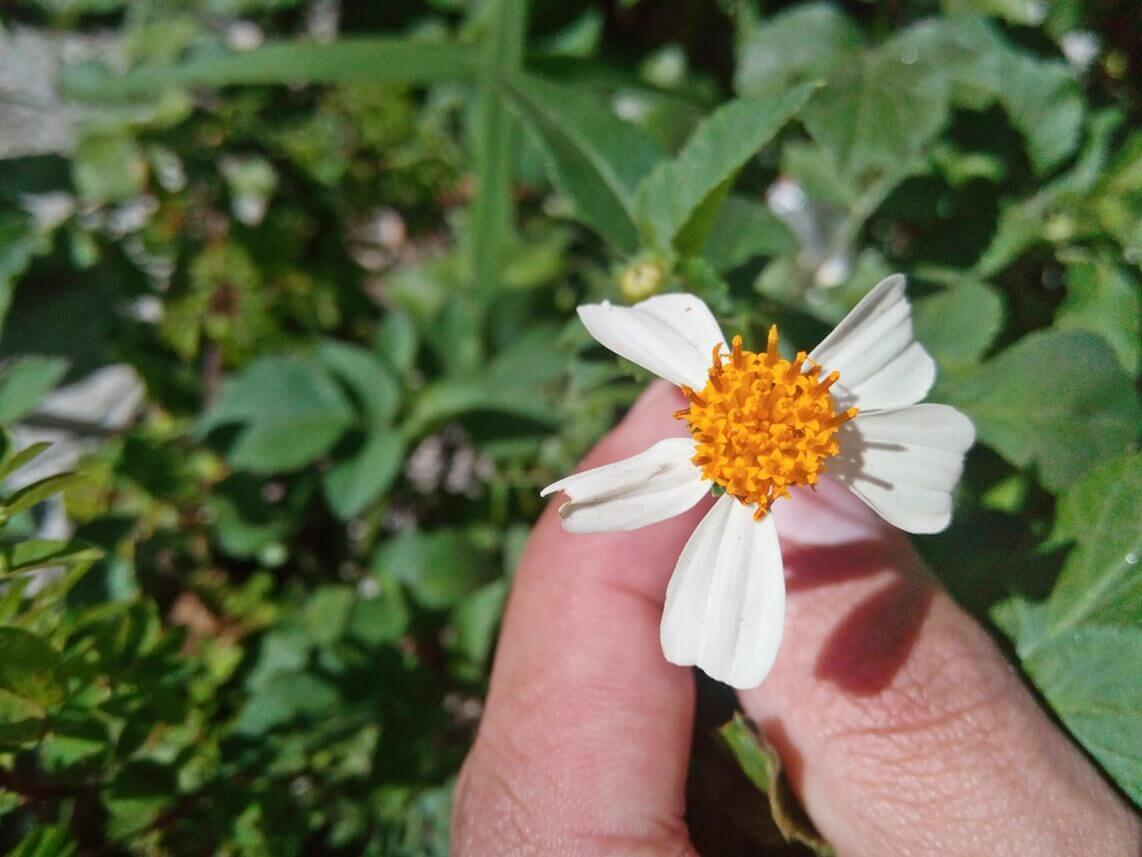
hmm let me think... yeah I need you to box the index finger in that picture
[453,382,707,855]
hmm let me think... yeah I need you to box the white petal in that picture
[541,438,709,533]
[809,274,937,411]
[830,404,975,534]
[632,293,727,358]
[660,495,785,689]
[577,294,726,389]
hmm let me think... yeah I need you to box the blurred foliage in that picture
[0,0,1139,852]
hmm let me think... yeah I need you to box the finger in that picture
[741,480,1140,856]
[453,382,708,856]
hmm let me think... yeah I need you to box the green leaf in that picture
[449,579,508,674]
[103,761,177,839]
[803,26,949,183]
[701,196,798,272]
[208,475,307,560]
[0,627,66,707]
[199,355,355,473]
[1014,628,1142,805]
[973,194,1047,277]
[0,539,102,577]
[498,72,663,253]
[64,38,483,100]
[1056,257,1139,373]
[913,279,1004,373]
[7,824,78,857]
[373,528,496,610]
[0,691,45,746]
[0,441,52,482]
[988,52,1082,174]
[940,0,1052,26]
[1092,132,1142,250]
[375,309,418,376]
[404,379,560,438]
[719,714,834,855]
[935,18,1083,173]
[300,586,356,647]
[635,83,816,252]
[5,472,86,516]
[734,3,861,102]
[316,341,401,425]
[72,133,147,203]
[0,356,68,425]
[348,574,410,646]
[233,672,341,736]
[322,430,404,521]
[470,0,527,295]
[993,454,1142,803]
[943,330,1140,492]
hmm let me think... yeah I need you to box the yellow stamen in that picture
[675,326,856,520]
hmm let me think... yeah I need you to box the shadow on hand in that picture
[780,530,935,696]
[813,577,933,696]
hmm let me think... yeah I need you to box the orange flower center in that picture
[676,326,857,519]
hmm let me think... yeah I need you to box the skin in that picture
[453,382,1140,856]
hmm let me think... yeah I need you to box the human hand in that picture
[453,382,1140,856]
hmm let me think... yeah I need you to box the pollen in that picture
[676,327,857,519]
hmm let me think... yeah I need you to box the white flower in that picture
[542,275,974,689]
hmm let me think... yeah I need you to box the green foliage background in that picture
[0,0,1138,852]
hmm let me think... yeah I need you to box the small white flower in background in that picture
[542,275,974,689]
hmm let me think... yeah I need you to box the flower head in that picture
[680,329,856,519]
[542,275,974,688]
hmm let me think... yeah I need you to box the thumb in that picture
[741,480,1140,856]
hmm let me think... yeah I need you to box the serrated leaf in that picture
[316,341,401,425]
[913,279,1004,373]
[498,72,663,253]
[993,455,1142,803]
[1016,628,1142,805]
[734,4,861,102]
[1056,257,1139,373]
[635,84,816,252]
[199,355,355,473]
[943,330,1139,491]
[803,27,949,183]
[922,17,1083,173]
[322,429,404,521]
[990,52,1082,174]
[0,356,68,425]
[373,528,496,610]
[233,672,341,736]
